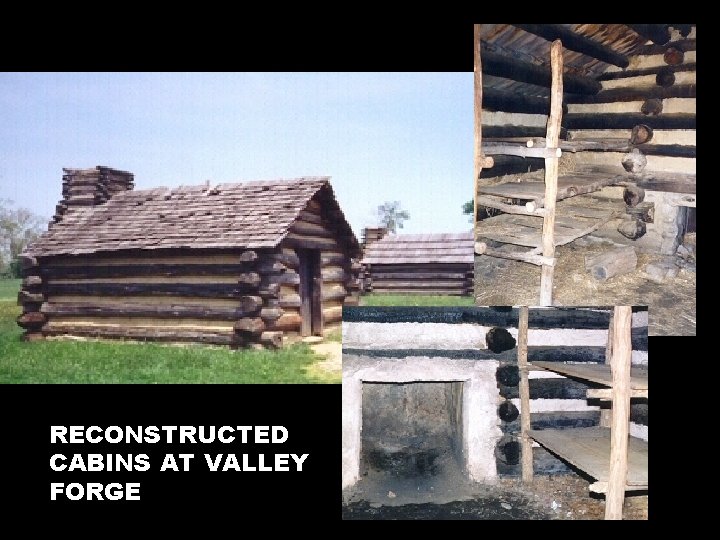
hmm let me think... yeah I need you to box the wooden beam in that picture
[517,306,533,483]
[483,125,568,139]
[596,62,695,81]
[606,306,633,520]
[482,143,561,159]
[513,24,629,68]
[636,38,695,55]
[477,154,545,178]
[40,300,262,320]
[476,196,547,217]
[475,243,554,266]
[41,263,255,279]
[565,84,696,104]
[474,23,483,234]
[564,113,695,130]
[481,49,602,95]
[539,40,563,306]
[44,282,258,298]
[482,87,552,115]
[627,24,671,45]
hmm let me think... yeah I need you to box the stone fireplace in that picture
[342,355,501,489]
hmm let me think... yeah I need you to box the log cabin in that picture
[18,166,362,348]
[474,24,696,318]
[360,231,474,296]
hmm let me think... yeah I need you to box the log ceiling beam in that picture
[627,24,671,45]
[481,48,602,95]
[513,24,629,68]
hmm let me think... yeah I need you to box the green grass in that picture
[0,279,339,384]
[360,293,475,307]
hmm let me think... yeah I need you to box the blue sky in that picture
[0,72,472,236]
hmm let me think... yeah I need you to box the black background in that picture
[0,17,696,524]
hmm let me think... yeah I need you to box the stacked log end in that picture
[16,255,46,341]
[52,167,134,225]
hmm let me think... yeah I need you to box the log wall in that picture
[363,263,474,296]
[19,204,357,348]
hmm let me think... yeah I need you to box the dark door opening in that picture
[298,249,323,337]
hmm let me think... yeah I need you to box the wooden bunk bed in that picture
[516,306,648,520]
[473,32,631,305]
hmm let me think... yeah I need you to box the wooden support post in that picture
[474,24,483,231]
[600,311,614,428]
[539,39,563,306]
[518,306,533,483]
[605,306,632,520]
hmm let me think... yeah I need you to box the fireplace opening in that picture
[361,381,465,480]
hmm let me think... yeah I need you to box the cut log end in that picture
[663,47,684,66]
[623,185,646,207]
[656,67,676,88]
[630,124,653,145]
[260,331,283,349]
[640,98,663,116]
[622,149,648,174]
[234,317,266,334]
[617,219,647,240]
[474,242,487,255]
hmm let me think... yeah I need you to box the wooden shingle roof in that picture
[361,231,474,265]
[27,176,360,257]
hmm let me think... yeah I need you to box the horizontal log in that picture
[19,255,38,269]
[585,246,638,280]
[42,324,236,345]
[266,252,300,269]
[481,49,601,94]
[501,411,601,434]
[476,197,547,217]
[323,305,343,324]
[262,271,300,286]
[321,267,346,282]
[322,286,348,302]
[369,271,470,280]
[476,244,554,267]
[258,283,281,299]
[587,388,648,399]
[18,291,44,304]
[290,220,335,238]
[482,143,561,159]
[17,312,47,329]
[41,264,257,279]
[298,210,323,225]
[627,24,671,45]
[278,294,302,308]
[368,288,471,296]
[238,272,261,286]
[482,87,552,115]
[631,172,696,195]
[513,24,629,67]
[260,331,283,349]
[22,301,43,314]
[320,253,346,267]
[500,377,593,400]
[635,144,695,158]
[362,264,474,273]
[256,261,287,274]
[266,312,302,331]
[477,154,545,178]
[238,251,258,263]
[483,125,568,140]
[22,275,43,288]
[40,299,262,320]
[45,283,258,299]
[259,307,284,322]
[596,62,695,81]
[565,84,696,104]
[369,281,468,289]
[564,113,695,130]
[234,317,265,334]
[283,234,339,250]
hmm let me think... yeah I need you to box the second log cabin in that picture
[18,166,362,348]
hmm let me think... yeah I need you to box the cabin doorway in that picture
[298,249,323,336]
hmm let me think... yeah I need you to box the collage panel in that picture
[341,305,648,520]
[473,24,695,336]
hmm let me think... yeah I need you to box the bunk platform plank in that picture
[478,173,622,203]
[530,361,648,390]
[477,197,622,248]
[528,427,648,490]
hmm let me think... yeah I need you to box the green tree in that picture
[0,199,46,277]
[377,201,409,234]
[462,199,474,222]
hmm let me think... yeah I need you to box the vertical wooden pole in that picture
[600,310,614,428]
[539,40,564,306]
[517,305,534,483]
[474,24,483,243]
[605,305,632,520]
